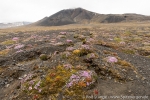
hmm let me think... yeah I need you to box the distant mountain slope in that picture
[34,8,150,26]
[0,22,31,29]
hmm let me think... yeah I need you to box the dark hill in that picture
[34,8,150,26]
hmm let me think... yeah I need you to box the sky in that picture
[0,0,150,23]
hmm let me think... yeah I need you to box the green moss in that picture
[1,40,16,45]
[39,54,48,61]
[122,49,135,54]
[114,37,122,42]
[124,31,131,35]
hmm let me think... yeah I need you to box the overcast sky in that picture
[0,0,150,23]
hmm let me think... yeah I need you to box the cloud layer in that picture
[0,0,149,23]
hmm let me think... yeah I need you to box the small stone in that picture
[128,90,131,92]
[4,82,8,85]
[142,77,146,81]
[5,84,10,88]
[108,77,111,79]
[23,74,27,78]
[18,77,23,80]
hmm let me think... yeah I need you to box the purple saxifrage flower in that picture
[66,47,75,51]
[80,71,92,78]
[63,64,72,69]
[38,89,42,92]
[16,49,24,53]
[31,35,38,39]
[6,45,14,49]
[29,86,32,90]
[119,41,126,45]
[106,56,118,63]
[34,81,41,90]
[14,44,24,49]
[87,53,96,59]
[86,38,95,44]
[81,44,90,50]
[66,74,80,88]
[66,70,95,88]
[60,32,66,35]
[29,80,35,85]
[66,39,73,43]
[12,37,19,41]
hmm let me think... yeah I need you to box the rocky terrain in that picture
[0,23,150,100]
[33,8,150,26]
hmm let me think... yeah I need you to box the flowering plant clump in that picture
[14,44,25,49]
[119,41,126,46]
[78,35,86,40]
[6,45,14,49]
[63,64,73,70]
[66,70,97,88]
[66,46,75,51]
[106,56,118,63]
[66,39,73,43]
[21,65,76,98]
[73,46,93,56]
[78,44,93,55]
[59,32,67,35]
[31,35,38,39]
[21,73,34,90]
[85,38,95,44]
[16,49,24,53]
[61,51,71,58]
[40,65,77,95]
[86,53,98,60]
[81,44,90,50]
[22,77,42,97]
[21,65,97,99]
[12,37,19,41]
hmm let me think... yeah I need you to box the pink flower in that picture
[6,45,14,49]
[27,44,33,47]
[66,74,80,88]
[14,44,24,49]
[12,37,19,41]
[80,71,91,78]
[36,81,40,87]
[31,35,38,39]
[66,39,73,43]
[60,32,66,35]
[34,85,38,89]
[62,51,71,57]
[63,64,72,69]
[86,38,94,44]
[29,86,32,90]
[107,56,118,63]
[66,70,95,88]
[109,38,113,41]
[120,41,126,45]
[38,89,42,92]
[29,80,35,85]
[66,47,74,51]
[87,53,96,59]
[81,44,91,50]
[16,49,24,53]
